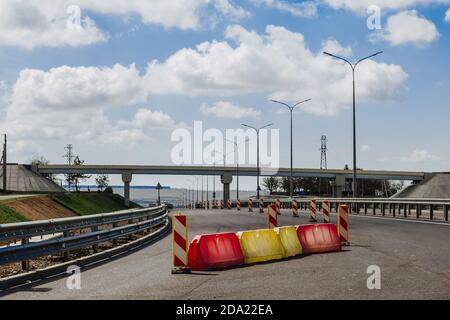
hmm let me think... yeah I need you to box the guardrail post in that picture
[92,226,99,253]
[364,203,368,215]
[408,204,411,216]
[388,203,392,215]
[63,231,70,261]
[21,237,30,271]
[403,204,407,218]
[392,203,396,217]
[429,204,434,221]
[113,222,119,245]
[373,203,376,216]
[416,204,420,220]
[445,205,449,222]
[381,203,385,216]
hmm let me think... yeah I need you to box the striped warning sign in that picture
[309,199,317,222]
[323,200,330,223]
[292,199,299,217]
[268,204,278,229]
[172,214,189,273]
[338,204,350,245]
[276,198,281,215]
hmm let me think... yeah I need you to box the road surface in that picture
[1,208,449,300]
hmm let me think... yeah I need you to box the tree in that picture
[262,177,280,194]
[30,155,57,182]
[66,156,91,192]
[95,174,109,192]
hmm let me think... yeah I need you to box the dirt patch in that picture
[3,195,77,221]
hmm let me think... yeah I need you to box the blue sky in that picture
[0,0,449,190]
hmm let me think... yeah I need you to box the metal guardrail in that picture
[0,205,169,268]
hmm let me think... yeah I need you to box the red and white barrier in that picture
[322,200,330,223]
[172,214,190,273]
[292,199,299,217]
[276,199,281,215]
[268,204,278,229]
[338,204,349,245]
[237,199,241,211]
[309,199,317,222]
[248,198,253,212]
[259,198,264,213]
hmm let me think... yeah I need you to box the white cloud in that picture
[0,0,250,49]
[1,64,150,145]
[0,1,107,50]
[361,145,370,152]
[118,108,176,128]
[370,10,439,47]
[377,149,441,163]
[249,0,318,17]
[405,149,441,162]
[445,9,450,21]
[200,101,261,119]
[323,0,450,14]
[321,38,353,57]
[146,24,408,116]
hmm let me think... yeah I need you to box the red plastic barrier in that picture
[295,224,341,254]
[188,232,245,271]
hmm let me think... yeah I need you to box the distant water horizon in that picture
[112,187,268,208]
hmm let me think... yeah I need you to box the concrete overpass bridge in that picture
[33,164,428,206]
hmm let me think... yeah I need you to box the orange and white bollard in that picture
[292,199,299,217]
[248,198,253,212]
[237,199,241,211]
[268,204,278,229]
[276,198,281,215]
[309,199,318,222]
[227,199,232,210]
[220,200,224,209]
[172,213,190,274]
[338,204,350,246]
[322,200,330,223]
[259,198,264,213]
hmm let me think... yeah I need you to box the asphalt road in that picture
[1,208,449,300]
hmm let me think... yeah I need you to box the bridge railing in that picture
[0,205,169,269]
[242,198,450,222]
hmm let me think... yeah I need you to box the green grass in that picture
[0,203,28,224]
[52,193,140,216]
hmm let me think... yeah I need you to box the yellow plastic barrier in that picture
[274,226,302,257]
[237,229,286,264]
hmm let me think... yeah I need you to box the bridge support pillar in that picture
[122,172,133,208]
[221,172,233,207]
[334,175,346,198]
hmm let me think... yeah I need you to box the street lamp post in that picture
[242,123,274,199]
[226,138,249,201]
[156,182,162,205]
[270,99,311,198]
[323,51,383,198]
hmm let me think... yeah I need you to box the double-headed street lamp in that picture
[323,51,383,198]
[270,99,312,198]
[242,123,274,200]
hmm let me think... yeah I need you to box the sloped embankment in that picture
[3,195,77,221]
